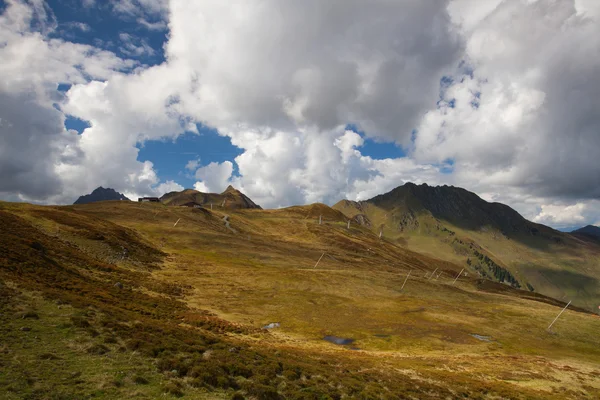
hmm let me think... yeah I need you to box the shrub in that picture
[133,375,150,385]
[164,381,184,397]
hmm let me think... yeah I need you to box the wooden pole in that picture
[429,267,438,280]
[400,270,411,291]
[548,300,571,331]
[347,220,351,229]
[452,268,464,284]
[173,218,181,227]
[313,252,325,269]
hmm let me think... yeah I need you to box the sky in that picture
[1,0,600,231]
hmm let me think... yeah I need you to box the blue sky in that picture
[47,0,167,65]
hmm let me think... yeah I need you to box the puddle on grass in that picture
[323,335,355,346]
[471,334,493,342]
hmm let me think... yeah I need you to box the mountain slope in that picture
[1,199,599,399]
[160,186,261,209]
[333,183,600,311]
[74,187,130,204]
[572,225,600,239]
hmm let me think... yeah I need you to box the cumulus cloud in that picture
[415,0,600,202]
[0,0,185,203]
[193,161,233,193]
[531,200,600,230]
[153,179,184,196]
[185,158,200,171]
[165,0,462,143]
[159,0,465,207]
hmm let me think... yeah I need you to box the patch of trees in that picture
[471,250,521,289]
[526,283,535,292]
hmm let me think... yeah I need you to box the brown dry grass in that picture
[1,200,599,399]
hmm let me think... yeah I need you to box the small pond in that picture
[323,335,355,345]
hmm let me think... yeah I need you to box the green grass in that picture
[0,285,224,399]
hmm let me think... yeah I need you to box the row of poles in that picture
[319,215,384,238]
[312,249,572,331]
[168,210,575,332]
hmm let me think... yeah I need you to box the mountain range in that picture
[71,182,599,310]
[73,186,130,204]
[160,185,261,209]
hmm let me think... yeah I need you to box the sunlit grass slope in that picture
[1,199,599,399]
[333,197,600,312]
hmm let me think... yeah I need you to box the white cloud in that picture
[193,181,208,193]
[532,201,600,230]
[64,21,90,32]
[112,0,168,31]
[0,0,184,203]
[153,179,184,196]
[193,161,233,193]
[185,158,200,171]
[414,0,600,201]
[118,32,155,57]
[166,0,462,142]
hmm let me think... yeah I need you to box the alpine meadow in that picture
[1,0,600,399]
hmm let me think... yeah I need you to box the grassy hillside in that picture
[333,185,600,312]
[1,200,600,399]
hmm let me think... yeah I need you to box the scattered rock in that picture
[228,347,239,353]
[262,322,280,330]
[114,282,123,290]
[471,334,493,342]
